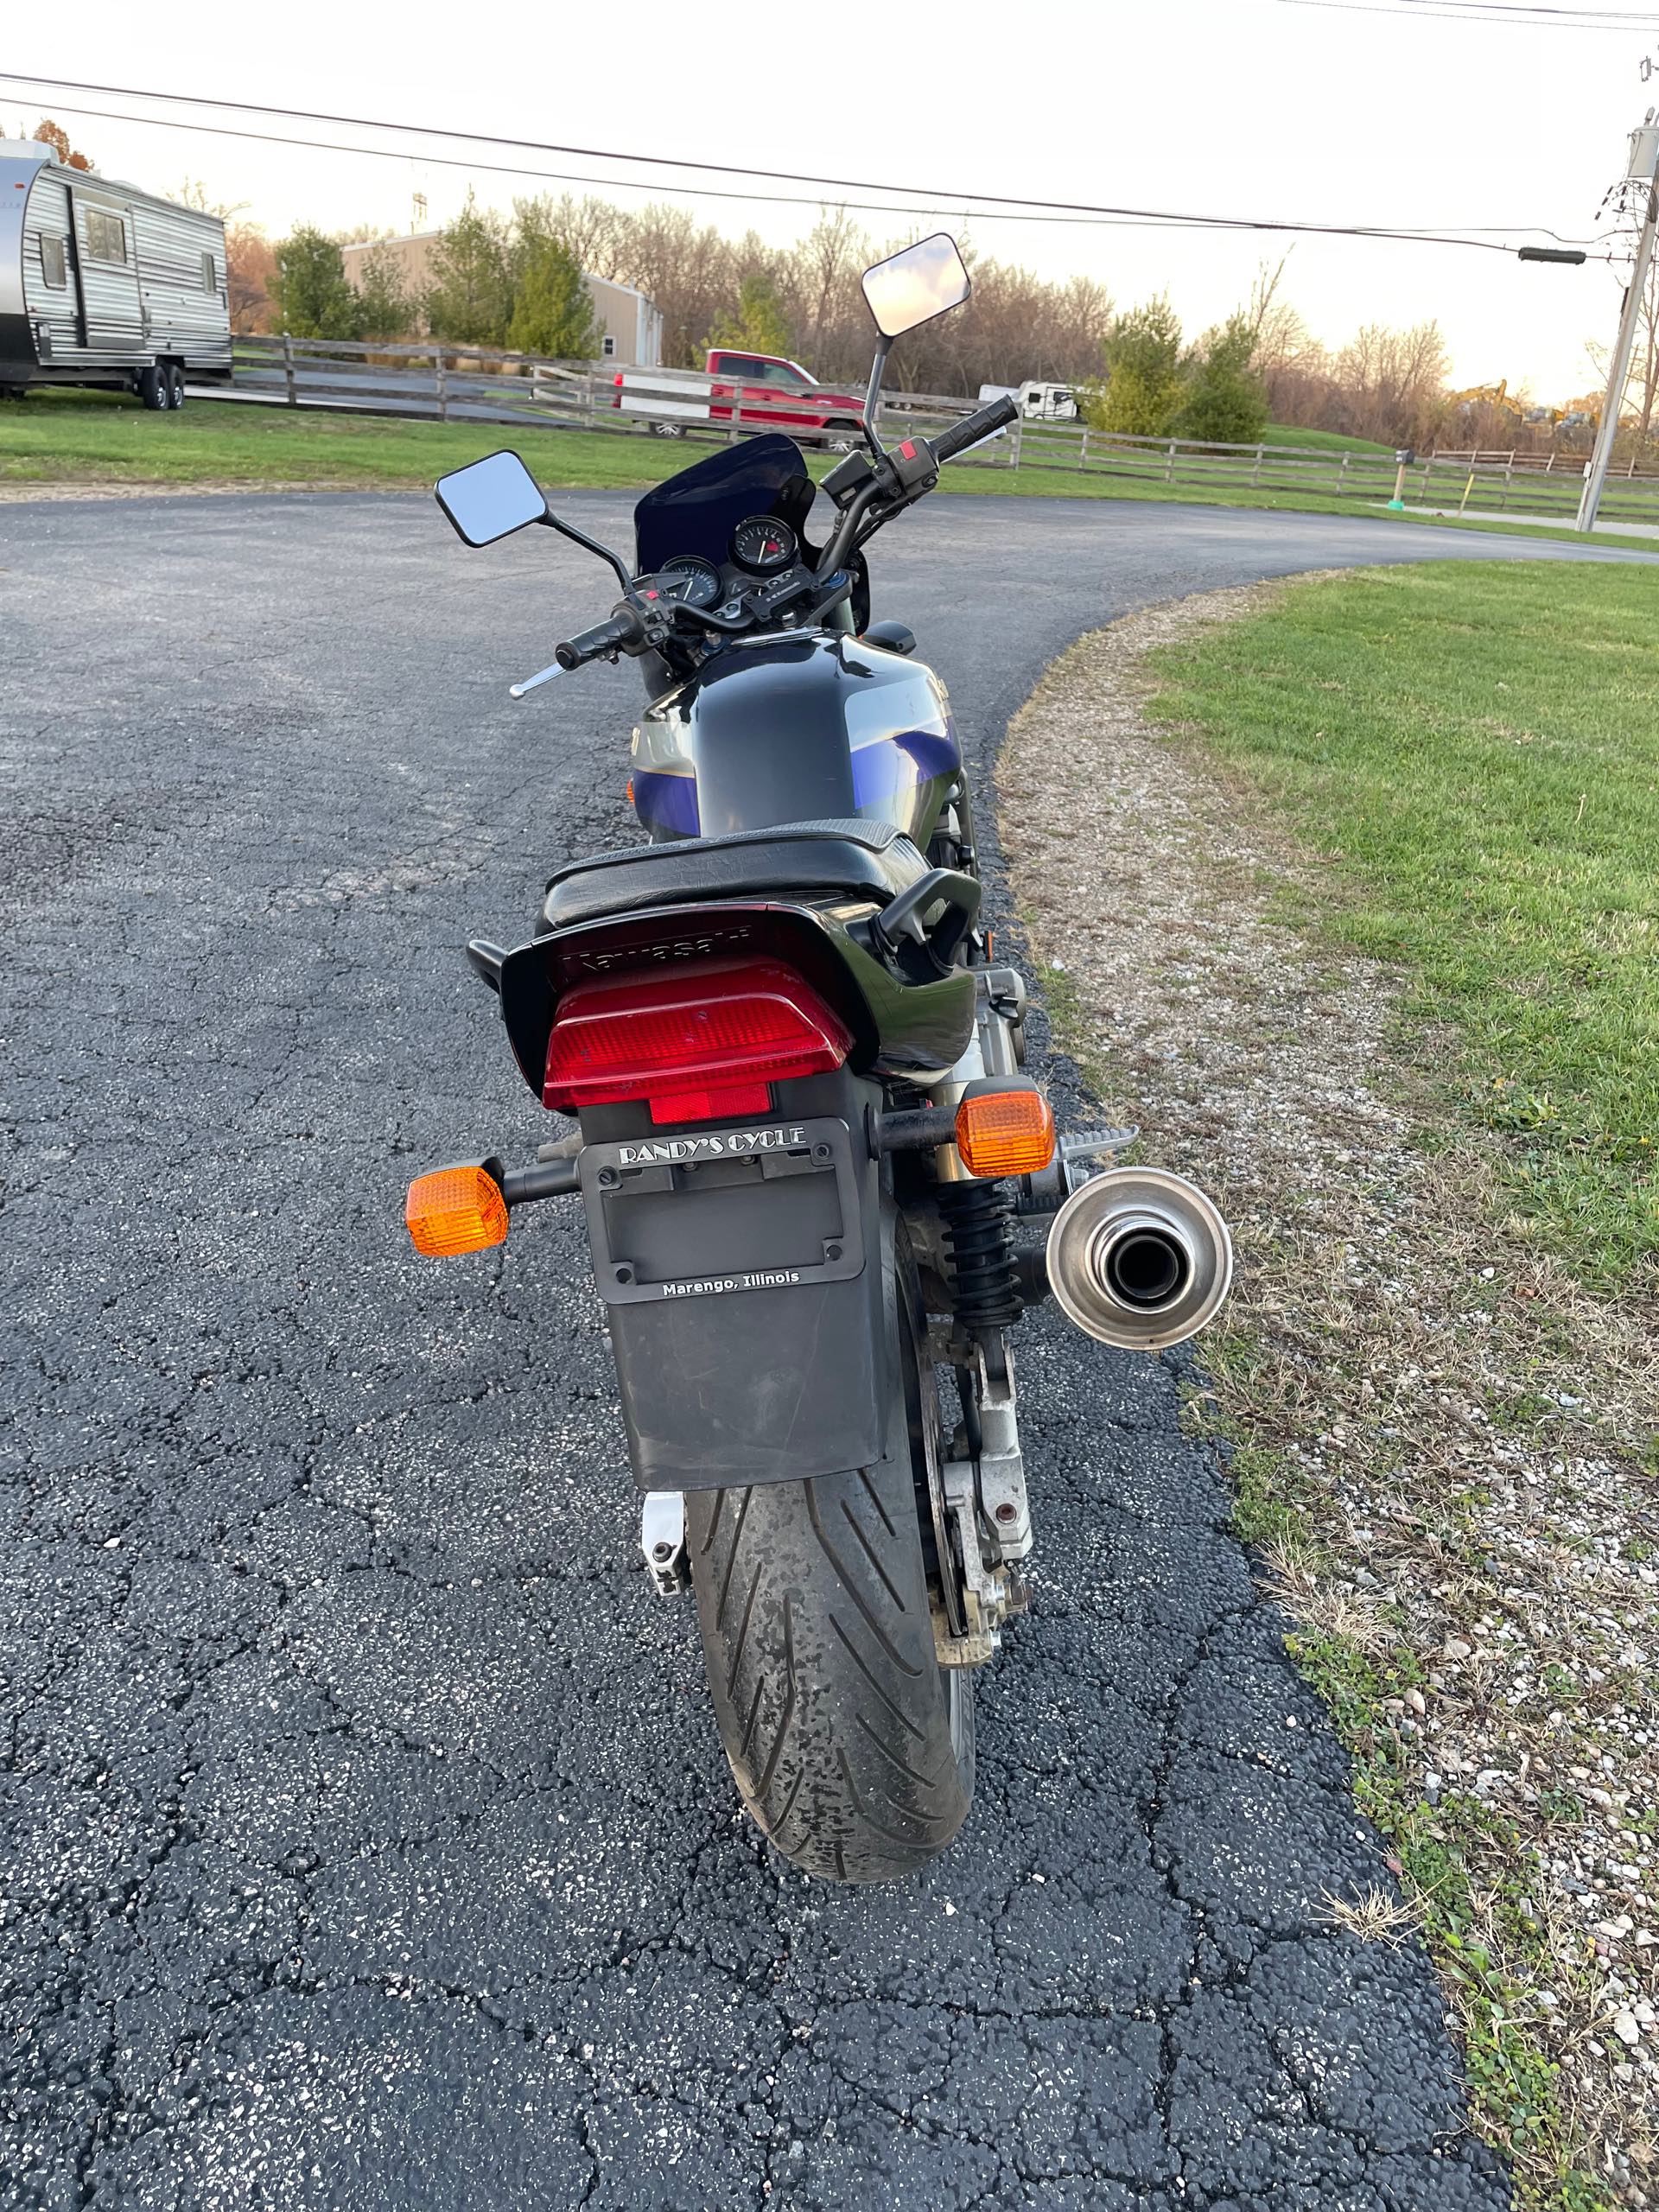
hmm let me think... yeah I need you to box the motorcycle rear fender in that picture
[581,1066,894,1492]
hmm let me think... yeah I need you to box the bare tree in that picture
[225,224,277,334]
[176,178,251,222]
[512,194,632,283]
[613,202,741,365]
[1584,217,1659,460]
[790,207,869,368]
[1329,320,1450,445]
[1249,257,1316,383]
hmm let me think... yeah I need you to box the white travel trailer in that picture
[0,142,232,408]
[1017,380,1078,423]
[976,379,1081,424]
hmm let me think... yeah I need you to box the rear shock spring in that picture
[938,1179,1022,1330]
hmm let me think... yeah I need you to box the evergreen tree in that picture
[270,227,360,340]
[1178,313,1269,443]
[353,243,413,340]
[709,270,791,357]
[507,236,598,359]
[425,192,512,347]
[1083,297,1187,437]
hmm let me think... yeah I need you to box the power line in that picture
[0,69,1599,254]
[1399,1,1659,16]
[1400,0,1659,16]
[1272,0,1659,23]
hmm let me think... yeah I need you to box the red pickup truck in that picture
[611,350,868,447]
[705,350,866,450]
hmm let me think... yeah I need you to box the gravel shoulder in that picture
[999,587,1659,2209]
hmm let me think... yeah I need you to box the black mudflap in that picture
[582,1081,888,1492]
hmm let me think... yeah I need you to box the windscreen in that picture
[633,433,815,574]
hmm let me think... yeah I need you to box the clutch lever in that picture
[509,660,568,701]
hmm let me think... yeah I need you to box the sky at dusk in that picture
[5,0,1658,405]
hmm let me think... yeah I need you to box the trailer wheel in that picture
[137,365,168,411]
[164,364,185,410]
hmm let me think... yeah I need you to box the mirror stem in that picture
[861,335,893,461]
[537,512,634,596]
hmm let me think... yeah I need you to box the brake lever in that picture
[509,660,568,701]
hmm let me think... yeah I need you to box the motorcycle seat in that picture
[538,817,932,934]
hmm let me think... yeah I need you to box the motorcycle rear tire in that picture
[684,1262,974,1884]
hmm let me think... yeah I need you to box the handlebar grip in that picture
[931,392,1020,465]
[554,606,645,671]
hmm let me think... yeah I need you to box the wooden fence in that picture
[973,418,1659,524]
[200,336,1659,527]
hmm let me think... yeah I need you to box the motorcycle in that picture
[404,235,1234,1884]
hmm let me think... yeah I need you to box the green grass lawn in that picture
[3,389,1654,555]
[1147,563,1659,1293]
[0,387,668,492]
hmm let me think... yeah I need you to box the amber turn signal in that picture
[955,1087,1057,1179]
[405,1163,509,1257]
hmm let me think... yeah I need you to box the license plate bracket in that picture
[579,1116,865,1306]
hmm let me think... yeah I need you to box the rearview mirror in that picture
[861,233,971,340]
[435,450,549,547]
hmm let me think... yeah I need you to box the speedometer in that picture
[730,516,798,575]
[655,556,722,609]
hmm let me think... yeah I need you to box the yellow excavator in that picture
[1451,379,1526,421]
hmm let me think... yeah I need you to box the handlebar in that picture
[815,477,883,584]
[539,393,1022,680]
[930,392,1020,465]
[554,605,645,670]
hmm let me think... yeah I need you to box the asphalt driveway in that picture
[5,488,1647,2210]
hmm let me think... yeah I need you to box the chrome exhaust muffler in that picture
[1045,1166,1233,1351]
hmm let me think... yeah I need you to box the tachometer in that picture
[730,516,798,575]
[655,555,722,609]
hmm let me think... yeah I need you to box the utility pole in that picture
[1577,115,1659,533]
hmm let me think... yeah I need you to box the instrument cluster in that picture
[638,516,816,632]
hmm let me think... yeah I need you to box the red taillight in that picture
[543,957,853,1122]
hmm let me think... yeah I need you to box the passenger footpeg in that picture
[1015,1126,1139,1217]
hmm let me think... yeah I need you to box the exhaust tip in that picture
[1102,1224,1189,1312]
[1046,1167,1233,1352]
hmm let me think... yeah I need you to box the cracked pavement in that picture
[6,486,1649,2209]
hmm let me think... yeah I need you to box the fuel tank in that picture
[631,633,960,847]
